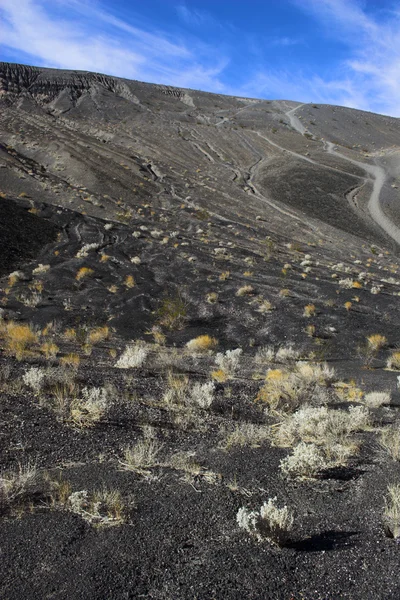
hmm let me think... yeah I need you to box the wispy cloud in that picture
[1,0,400,116]
[268,36,303,47]
[291,0,400,115]
[0,0,228,90]
[176,4,213,27]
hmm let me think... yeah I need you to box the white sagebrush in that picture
[338,278,354,289]
[32,264,50,275]
[115,342,148,369]
[23,367,45,393]
[255,346,275,364]
[69,386,109,427]
[75,243,100,258]
[384,484,400,539]
[81,386,109,407]
[237,497,294,545]
[364,391,390,408]
[280,442,326,478]
[276,345,301,363]
[215,348,242,376]
[8,270,25,282]
[272,405,369,448]
[190,382,215,409]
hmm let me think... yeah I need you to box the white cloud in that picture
[176,5,211,27]
[1,0,400,115]
[292,0,400,115]
[0,0,228,89]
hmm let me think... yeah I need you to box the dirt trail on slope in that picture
[287,104,400,245]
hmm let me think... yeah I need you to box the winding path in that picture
[287,104,400,245]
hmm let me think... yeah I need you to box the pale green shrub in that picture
[237,497,294,546]
[116,342,149,369]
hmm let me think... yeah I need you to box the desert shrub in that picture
[381,426,400,460]
[32,264,50,275]
[367,334,387,352]
[23,367,46,394]
[214,348,242,378]
[222,423,270,449]
[76,243,100,258]
[8,270,25,287]
[63,328,77,342]
[0,463,54,515]
[50,378,80,418]
[88,326,110,345]
[190,382,215,409]
[339,278,361,289]
[255,298,274,313]
[124,275,136,288]
[40,342,59,360]
[303,304,316,317]
[167,451,218,484]
[163,374,214,410]
[76,267,94,281]
[69,386,108,428]
[59,353,80,368]
[273,405,368,478]
[163,372,189,406]
[115,342,148,369]
[236,285,254,297]
[256,362,335,414]
[1,321,38,360]
[17,290,42,307]
[211,369,228,383]
[186,335,218,353]
[271,405,369,449]
[280,442,326,478]
[255,346,275,364]
[67,488,126,526]
[120,433,163,472]
[364,391,390,408]
[384,484,400,539]
[387,351,400,370]
[276,345,301,363]
[156,293,187,330]
[255,345,301,365]
[206,292,219,304]
[0,364,11,392]
[237,498,294,546]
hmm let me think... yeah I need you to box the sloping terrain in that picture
[1,63,400,599]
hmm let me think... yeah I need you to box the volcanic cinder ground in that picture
[2,62,400,599]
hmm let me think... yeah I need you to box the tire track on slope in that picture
[287,104,400,245]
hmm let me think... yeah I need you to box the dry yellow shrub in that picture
[124,275,135,288]
[76,267,94,281]
[367,334,387,352]
[387,351,400,370]
[64,328,77,342]
[88,326,110,345]
[219,271,230,281]
[59,353,80,368]
[211,369,228,383]
[1,322,38,360]
[303,304,316,317]
[41,342,59,359]
[186,335,218,353]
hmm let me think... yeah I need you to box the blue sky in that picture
[1,0,400,115]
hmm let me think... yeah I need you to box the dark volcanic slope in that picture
[2,63,400,600]
[0,194,59,276]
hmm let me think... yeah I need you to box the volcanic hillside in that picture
[2,62,400,600]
